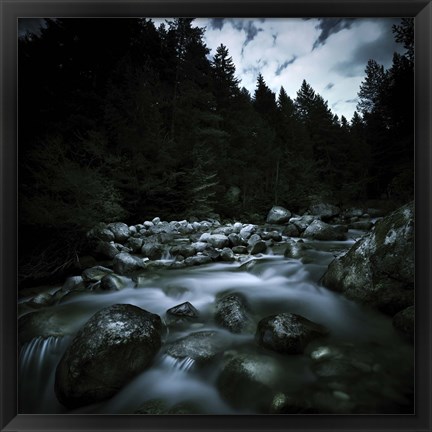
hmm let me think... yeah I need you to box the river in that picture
[18,230,414,414]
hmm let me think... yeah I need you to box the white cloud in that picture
[196,17,401,120]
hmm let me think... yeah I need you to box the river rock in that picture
[232,245,248,254]
[61,276,85,293]
[166,301,199,324]
[113,252,145,275]
[217,351,283,411]
[309,203,340,221]
[165,330,229,364]
[125,237,143,253]
[55,304,162,408]
[95,241,120,259]
[184,255,212,266]
[282,224,301,237]
[266,206,291,224]
[220,247,235,262]
[107,222,130,243]
[233,222,243,233]
[255,313,328,354]
[214,293,253,334]
[28,292,55,309]
[19,309,76,345]
[100,273,128,291]
[250,240,267,255]
[349,221,374,231]
[87,223,115,242]
[228,233,244,247]
[212,226,233,236]
[392,306,414,342]
[170,244,196,258]
[207,234,230,249]
[82,266,113,283]
[303,220,346,241]
[239,224,256,240]
[284,240,307,259]
[141,243,163,260]
[289,215,318,232]
[322,202,414,315]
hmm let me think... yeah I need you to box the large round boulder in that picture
[207,234,230,249]
[55,304,162,408]
[322,202,414,315]
[255,313,328,354]
[214,293,254,334]
[266,206,291,224]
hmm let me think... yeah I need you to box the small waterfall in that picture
[161,355,196,373]
[161,249,174,262]
[19,335,70,413]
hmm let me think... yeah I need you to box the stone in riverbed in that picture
[308,203,340,221]
[82,266,113,283]
[184,255,212,266]
[100,273,128,291]
[217,351,283,411]
[166,301,199,324]
[55,304,162,408]
[289,215,318,233]
[303,220,346,241]
[95,241,120,259]
[141,243,163,260]
[284,240,307,259]
[220,247,235,262]
[322,202,414,315]
[207,234,230,248]
[255,313,328,354]
[214,293,254,334]
[87,223,115,242]
[250,240,267,255]
[107,222,130,243]
[113,252,145,275]
[164,330,229,364]
[266,206,291,224]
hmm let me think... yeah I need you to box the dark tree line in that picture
[18,18,413,281]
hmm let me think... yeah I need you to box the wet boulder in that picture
[165,330,229,364]
[170,244,196,258]
[113,252,145,275]
[303,220,346,241]
[220,247,235,262]
[100,273,128,291]
[87,223,115,242]
[207,234,230,249]
[82,266,113,283]
[19,309,76,346]
[239,224,256,240]
[214,293,254,334]
[232,245,248,254]
[141,242,163,260]
[266,206,291,224]
[61,276,85,294]
[289,215,318,233]
[255,313,328,354]
[166,301,199,325]
[250,240,267,255]
[217,351,284,411]
[95,241,120,259]
[322,202,414,315]
[125,237,143,253]
[55,304,162,408]
[284,240,307,259]
[107,222,130,243]
[184,255,212,266]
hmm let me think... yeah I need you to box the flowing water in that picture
[18,232,414,414]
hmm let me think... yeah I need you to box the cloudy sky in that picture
[20,17,404,120]
[193,18,404,120]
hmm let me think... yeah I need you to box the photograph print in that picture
[18,17,414,415]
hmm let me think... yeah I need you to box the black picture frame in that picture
[1,1,431,431]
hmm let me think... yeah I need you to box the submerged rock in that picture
[322,202,414,315]
[255,313,328,354]
[217,351,283,411]
[165,330,229,364]
[284,240,307,259]
[214,293,254,334]
[55,304,162,408]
